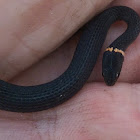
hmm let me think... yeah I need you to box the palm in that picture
[0,0,140,139]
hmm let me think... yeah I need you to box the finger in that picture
[11,0,140,86]
[0,0,113,81]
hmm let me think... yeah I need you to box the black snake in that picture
[0,6,140,112]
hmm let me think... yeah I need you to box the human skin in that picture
[0,0,140,139]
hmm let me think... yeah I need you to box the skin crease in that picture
[0,0,140,139]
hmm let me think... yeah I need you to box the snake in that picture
[0,6,140,112]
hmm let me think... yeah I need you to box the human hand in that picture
[0,0,140,139]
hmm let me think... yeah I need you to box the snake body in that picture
[0,6,140,112]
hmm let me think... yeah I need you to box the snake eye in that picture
[116,73,119,77]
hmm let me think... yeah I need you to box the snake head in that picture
[102,50,124,86]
